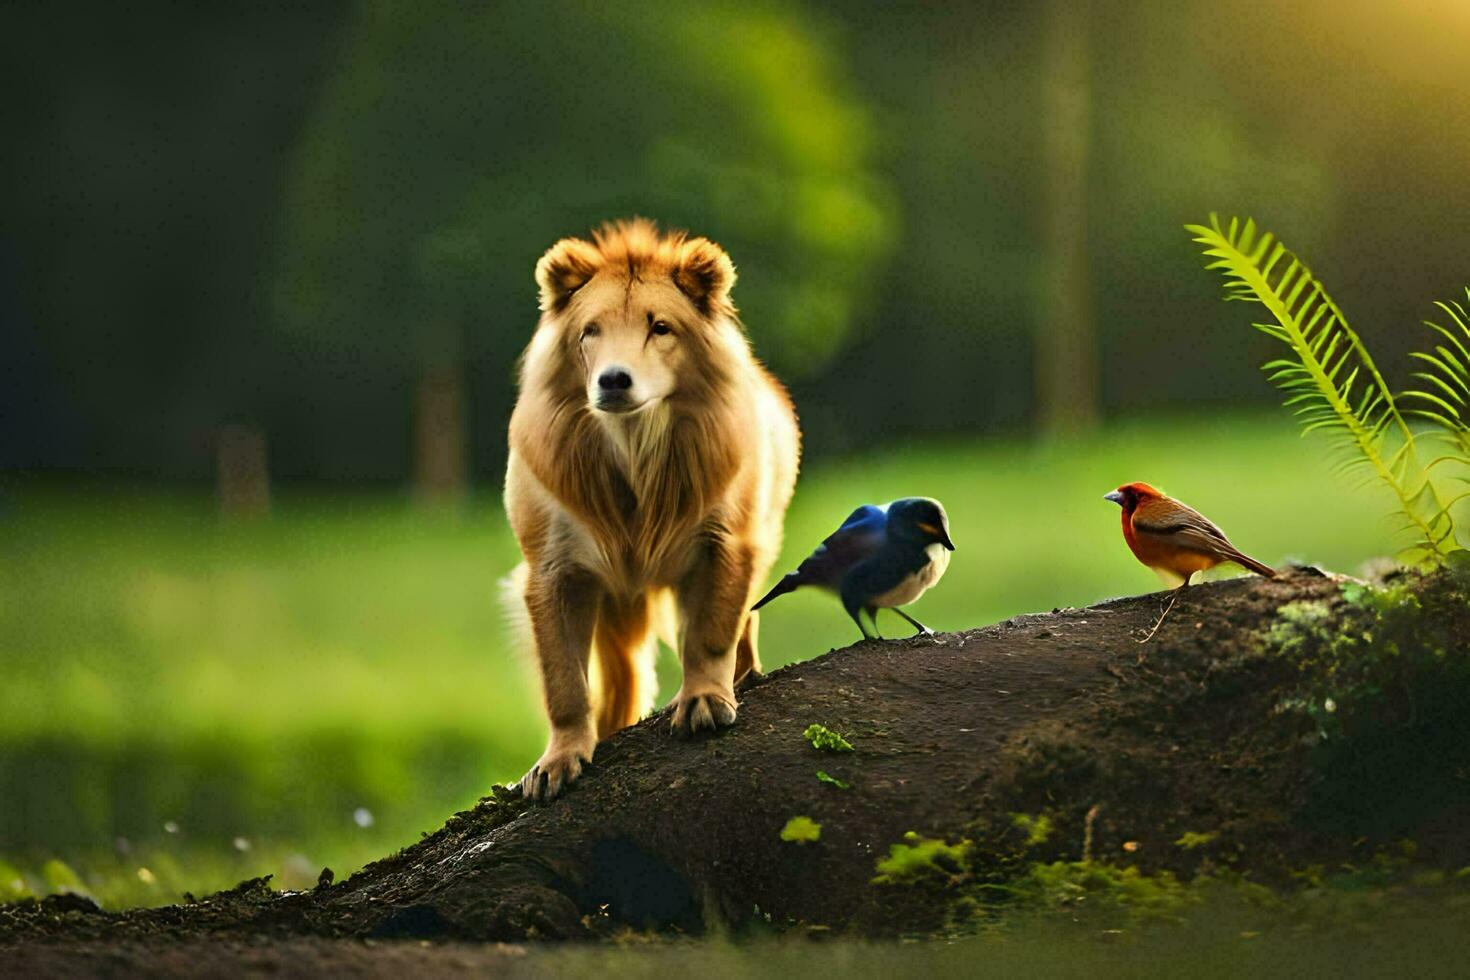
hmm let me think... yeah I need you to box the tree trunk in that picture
[215,424,270,518]
[1036,0,1099,437]
[412,365,467,509]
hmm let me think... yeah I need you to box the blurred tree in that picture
[272,0,896,500]
[0,2,347,478]
[791,1,1046,453]
[216,423,271,518]
[6,0,1470,479]
[1036,0,1098,436]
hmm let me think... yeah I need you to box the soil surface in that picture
[6,568,1467,974]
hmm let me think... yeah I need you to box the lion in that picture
[504,219,801,800]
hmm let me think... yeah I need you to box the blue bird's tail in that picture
[751,573,800,611]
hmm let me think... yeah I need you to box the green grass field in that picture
[0,413,1409,905]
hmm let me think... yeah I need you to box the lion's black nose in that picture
[598,368,633,391]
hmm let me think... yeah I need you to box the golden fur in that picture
[504,219,801,799]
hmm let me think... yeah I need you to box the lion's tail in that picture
[499,562,533,647]
[590,590,668,739]
[649,587,679,651]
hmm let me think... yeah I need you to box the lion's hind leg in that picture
[734,609,763,688]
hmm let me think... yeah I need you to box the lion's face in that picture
[531,220,742,417]
[569,275,692,415]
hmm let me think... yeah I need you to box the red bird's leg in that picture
[1138,581,1187,645]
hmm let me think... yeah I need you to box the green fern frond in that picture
[1404,289,1470,466]
[1186,215,1458,564]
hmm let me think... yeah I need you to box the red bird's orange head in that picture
[1103,482,1164,515]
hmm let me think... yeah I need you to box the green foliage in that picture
[0,838,384,911]
[779,816,822,844]
[1002,856,1470,935]
[872,832,973,885]
[1007,861,1192,922]
[1187,215,1464,565]
[274,0,894,373]
[1266,572,1470,834]
[874,823,1470,940]
[40,859,88,896]
[1174,831,1219,850]
[1406,288,1470,471]
[0,860,32,902]
[1009,813,1053,849]
[1269,580,1429,736]
[815,770,850,790]
[803,724,854,753]
[1265,600,1335,659]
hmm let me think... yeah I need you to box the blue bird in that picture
[752,497,956,640]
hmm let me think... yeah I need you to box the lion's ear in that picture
[535,237,601,312]
[673,237,736,314]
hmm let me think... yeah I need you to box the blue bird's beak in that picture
[1103,490,1125,506]
[918,521,955,551]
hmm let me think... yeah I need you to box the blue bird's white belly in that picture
[871,543,950,608]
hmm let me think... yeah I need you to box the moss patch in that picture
[780,817,822,844]
[803,724,854,753]
[873,833,972,885]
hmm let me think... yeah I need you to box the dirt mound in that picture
[5,567,1469,953]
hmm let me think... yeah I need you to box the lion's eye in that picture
[651,321,673,337]
[582,324,600,340]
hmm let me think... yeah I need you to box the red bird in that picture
[1104,482,1277,588]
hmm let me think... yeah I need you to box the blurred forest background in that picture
[1,0,1467,904]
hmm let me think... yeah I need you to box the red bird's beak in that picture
[1103,490,1125,506]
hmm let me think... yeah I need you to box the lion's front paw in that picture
[669,685,737,737]
[519,727,597,802]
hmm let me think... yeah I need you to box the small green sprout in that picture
[780,815,822,844]
[803,723,854,752]
[816,770,850,790]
